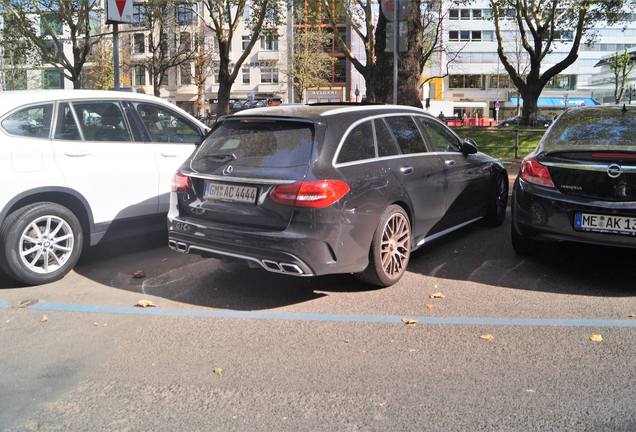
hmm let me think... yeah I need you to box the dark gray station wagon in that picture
[168,105,508,286]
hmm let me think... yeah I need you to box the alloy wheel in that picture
[380,212,411,278]
[19,215,75,274]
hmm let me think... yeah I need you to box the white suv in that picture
[0,90,208,285]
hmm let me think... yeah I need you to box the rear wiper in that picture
[202,153,237,162]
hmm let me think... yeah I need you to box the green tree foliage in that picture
[608,50,634,103]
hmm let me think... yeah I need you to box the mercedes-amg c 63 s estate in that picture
[168,104,508,286]
[512,105,636,254]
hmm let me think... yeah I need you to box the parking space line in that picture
[19,302,636,328]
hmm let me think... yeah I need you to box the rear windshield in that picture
[543,108,636,152]
[191,119,314,170]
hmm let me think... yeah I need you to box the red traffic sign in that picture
[107,0,133,24]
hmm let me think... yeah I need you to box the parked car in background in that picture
[500,115,552,127]
[511,105,636,254]
[168,105,508,287]
[0,90,208,285]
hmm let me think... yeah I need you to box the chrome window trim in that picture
[182,170,297,185]
[541,161,636,173]
[332,113,452,168]
[0,101,55,140]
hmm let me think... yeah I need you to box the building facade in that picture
[427,0,636,119]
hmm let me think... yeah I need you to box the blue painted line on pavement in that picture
[22,302,636,329]
[0,299,9,309]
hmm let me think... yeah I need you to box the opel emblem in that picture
[222,165,234,176]
[607,163,622,179]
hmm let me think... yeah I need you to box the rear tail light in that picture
[171,172,192,193]
[270,180,350,208]
[520,157,555,188]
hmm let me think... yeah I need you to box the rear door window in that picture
[191,119,314,170]
[374,118,401,157]
[414,116,461,152]
[337,121,376,164]
[133,102,201,144]
[384,116,427,155]
[2,104,53,138]
[72,101,132,142]
[54,102,82,141]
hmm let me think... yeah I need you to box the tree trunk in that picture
[73,78,81,89]
[371,12,392,103]
[153,75,161,97]
[216,54,233,115]
[520,88,539,126]
[397,0,423,108]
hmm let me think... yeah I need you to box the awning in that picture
[509,97,600,107]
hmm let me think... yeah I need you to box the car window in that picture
[54,102,82,141]
[337,121,375,164]
[72,102,131,142]
[133,102,201,144]
[384,116,427,155]
[1,104,53,139]
[374,118,401,157]
[414,117,461,152]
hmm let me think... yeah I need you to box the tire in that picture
[356,205,411,287]
[511,222,541,255]
[0,202,84,285]
[483,173,509,227]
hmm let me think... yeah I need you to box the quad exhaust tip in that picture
[168,240,188,253]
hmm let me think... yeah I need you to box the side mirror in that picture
[461,138,478,155]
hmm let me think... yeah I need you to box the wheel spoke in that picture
[49,221,63,238]
[44,217,52,237]
[52,244,72,252]
[30,249,43,266]
[54,233,73,243]
[43,250,49,272]
[22,236,40,245]
[30,223,43,239]
[50,251,62,266]
[21,245,40,257]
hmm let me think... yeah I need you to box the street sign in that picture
[106,0,133,24]
[380,0,411,21]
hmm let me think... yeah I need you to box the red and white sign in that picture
[107,0,133,24]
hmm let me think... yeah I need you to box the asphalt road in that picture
[1,211,636,432]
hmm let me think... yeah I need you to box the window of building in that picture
[43,69,64,89]
[179,32,191,51]
[546,75,575,90]
[482,8,492,18]
[490,74,511,89]
[5,70,27,90]
[132,4,146,27]
[460,31,470,41]
[460,9,471,20]
[471,31,482,41]
[449,9,459,20]
[482,30,494,41]
[180,63,192,85]
[472,9,482,19]
[449,31,459,41]
[177,3,196,25]
[260,32,278,51]
[337,121,375,164]
[242,65,250,84]
[40,13,63,36]
[134,65,146,86]
[133,33,145,53]
[242,35,250,50]
[449,74,483,89]
[334,58,346,84]
[260,65,278,83]
[1,104,53,138]
[45,40,59,56]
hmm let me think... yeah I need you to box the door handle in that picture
[160,153,177,158]
[445,159,457,167]
[400,166,414,175]
[64,152,89,158]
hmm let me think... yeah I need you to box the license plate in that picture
[574,212,636,236]
[204,182,258,204]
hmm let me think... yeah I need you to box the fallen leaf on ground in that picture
[408,348,417,352]
[430,292,446,299]
[628,314,635,318]
[131,270,146,279]
[402,318,418,325]
[18,299,38,308]
[480,334,495,341]
[589,334,603,342]
[134,299,156,308]
[424,303,434,310]
[526,389,536,393]
[214,367,223,377]
[343,339,350,344]
[40,315,48,322]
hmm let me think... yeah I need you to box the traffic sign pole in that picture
[392,0,398,105]
[113,23,120,90]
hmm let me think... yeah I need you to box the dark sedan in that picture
[512,105,636,254]
[500,115,553,127]
[168,105,508,286]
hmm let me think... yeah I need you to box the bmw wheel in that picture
[0,202,83,285]
[357,205,411,287]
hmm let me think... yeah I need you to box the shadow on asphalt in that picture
[3,208,635,305]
